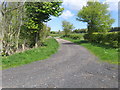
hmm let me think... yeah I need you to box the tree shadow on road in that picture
[62,42,77,45]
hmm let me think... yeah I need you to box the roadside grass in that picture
[2,38,59,69]
[62,37,119,64]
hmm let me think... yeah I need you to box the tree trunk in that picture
[16,14,22,50]
[35,32,38,48]
[22,44,25,51]
[0,10,4,56]
[22,40,26,51]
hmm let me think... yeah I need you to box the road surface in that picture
[2,38,118,88]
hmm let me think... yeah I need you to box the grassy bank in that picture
[62,37,119,64]
[2,38,59,69]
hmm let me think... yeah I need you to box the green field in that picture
[2,38,59,69]
[62,37,119,64]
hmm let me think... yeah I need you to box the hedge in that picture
[84,32,119,48]
[50,34,60,37]
[63,34,82,39]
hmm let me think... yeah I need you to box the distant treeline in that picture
[72,29,87,33]
[50,27,120,34]
[109,27,120,32]
[73,27,120,33]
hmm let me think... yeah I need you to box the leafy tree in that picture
[62,21,74,36]
[1,1,64,56]
[39,23,51,43]
[24,2,64,47]
[77,1,114,34]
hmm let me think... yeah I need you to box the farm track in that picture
[2,38,118,88]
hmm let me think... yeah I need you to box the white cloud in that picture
[105,0,119,2]
[103,0,119,11]
[62,0,88,10]
[61,10,74,19]
[62,0,119,11]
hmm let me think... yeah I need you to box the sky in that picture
[47,0,119,31]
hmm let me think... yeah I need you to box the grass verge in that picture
[62,37,119,64]
[2,38,59,69]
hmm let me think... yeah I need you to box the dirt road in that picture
[2,38,118,88]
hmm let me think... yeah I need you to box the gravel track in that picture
[2,38,118,88]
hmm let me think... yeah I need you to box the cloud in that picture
[61,10,74,19]
[104,0,119,11]
[62,0,119,11]
[62,0,88,10]
[105,0,119,2]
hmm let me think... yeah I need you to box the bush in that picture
[50,34,60,37]
[63,34,82,40]
[73,29,87,33]
[84,32,119,48]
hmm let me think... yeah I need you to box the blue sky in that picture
[47,0,119,31]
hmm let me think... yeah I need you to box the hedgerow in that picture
[62,34,82,40]
[84,32,119,48]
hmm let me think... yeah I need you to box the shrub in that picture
[50,34,60,37]
[84,32,119,48]
[63,34,82,40]
[69,34,82,39]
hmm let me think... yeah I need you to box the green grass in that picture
[62,37,119,64]
[2,38,59,69]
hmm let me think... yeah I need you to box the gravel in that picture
[2,38,118,88]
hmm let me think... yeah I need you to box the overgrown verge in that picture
[2,38,59,69]
[62,37,119,64]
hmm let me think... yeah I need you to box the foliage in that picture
[62,20,74,36]
[1,2,25,56]
[73,29,87,33]
[50,34,61,37]
[2,38,59,69]
[50,31,57,34]
[109,27,120,32]
[24,2,64,47]
[84,32,119,48]
[62,34,82,40]
[77,1,114,34]
[39,23,51,43]
[1,1,64,56]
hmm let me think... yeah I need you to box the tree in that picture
[1,2,25,55]
[24,2,64,47]
[76,1,114,34]
[1,1,64,56]
[39,23,51,43]
[62,21,74,36]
